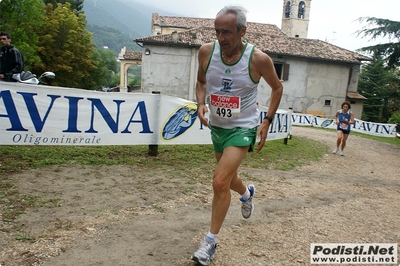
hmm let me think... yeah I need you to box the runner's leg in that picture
[341,133,349,150]
[210,146,249,234]
[336,130,343,147]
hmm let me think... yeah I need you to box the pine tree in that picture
[357,17,400,69]
[383,68,400,122]
[358,54,390,122]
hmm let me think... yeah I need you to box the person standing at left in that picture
[0,31,24,82]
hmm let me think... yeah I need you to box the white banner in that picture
[0,82,292,145]
[291,113,397,138]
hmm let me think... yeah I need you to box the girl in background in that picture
[333,101,354,156]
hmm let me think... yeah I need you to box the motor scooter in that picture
[12,71,55,85]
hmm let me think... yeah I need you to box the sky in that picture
[133,0,399,53]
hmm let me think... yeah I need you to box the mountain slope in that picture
[83,0,184,54]
[84,0,150,38]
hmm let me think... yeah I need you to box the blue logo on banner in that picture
[321,119,334,127]
[161,103,198,141]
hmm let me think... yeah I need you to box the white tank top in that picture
[205,41,259,129]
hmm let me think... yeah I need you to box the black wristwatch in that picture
[264,115,273,123]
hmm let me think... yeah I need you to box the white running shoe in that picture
[192,236,217,265]
[332,147,338,154]
[339,150,344,156]
[240,184,255,219]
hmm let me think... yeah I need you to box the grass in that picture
[315,127,400,147]
[0,137,328,175]
[0,128,398,227]
[351,131,400,146]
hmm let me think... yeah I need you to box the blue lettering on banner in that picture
[198,121,206,130]
[161,103,198,141]
[291,114,314,126]
[291,114,395,137]
[356,121,374,132]
[85,98,125,133]
[354,120,394,135]
[312,117,319,126]
[380,125,391,134]
[260,112,289,133]
[12,134,102,145]
[121,101,153,134]
[63,96,84,133]
[0,90,28,131]
[0,90,153,134]
[18,92,61,132]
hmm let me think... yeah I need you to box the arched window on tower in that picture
[285,1,291,18]
[298,1,305,19]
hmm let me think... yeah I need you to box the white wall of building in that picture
[141,45,360,118]
[258,57,359,118]
[141,45,198,101]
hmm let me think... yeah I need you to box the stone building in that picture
[120,1,369,118]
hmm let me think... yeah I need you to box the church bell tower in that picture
[281,0,311,38]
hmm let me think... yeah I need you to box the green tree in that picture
[357,17,400,69]
[359,54,391,122]
[359,53,400,123]
[127,65,141,86]
[33,3,97,88]
[0,0,45,70]
[384,68,400,122]
[388,112,400,124]
[87,48,118,89]
[43,0,84,14]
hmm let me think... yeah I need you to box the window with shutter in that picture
[283,64,290,81]
[273,63,290,81]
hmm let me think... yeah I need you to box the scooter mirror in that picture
[40,72,56,79]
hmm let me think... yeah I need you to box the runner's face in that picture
[342,104,349,112]
[214,13,246,53]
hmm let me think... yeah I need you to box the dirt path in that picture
[1,127,399,266]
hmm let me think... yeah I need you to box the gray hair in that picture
[216,5,248,31]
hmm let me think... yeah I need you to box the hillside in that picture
[83,0,181,54]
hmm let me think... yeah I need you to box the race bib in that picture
[209,94,240,118]
[339,122,349,130]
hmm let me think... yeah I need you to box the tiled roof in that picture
[136,14,370,64]
[123,51,142,60]
[347,92,367,100]
[152,13,215,29]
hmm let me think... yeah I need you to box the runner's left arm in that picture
[349,111,355,124]
[196,43,212,127]
[253,49,283,152]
